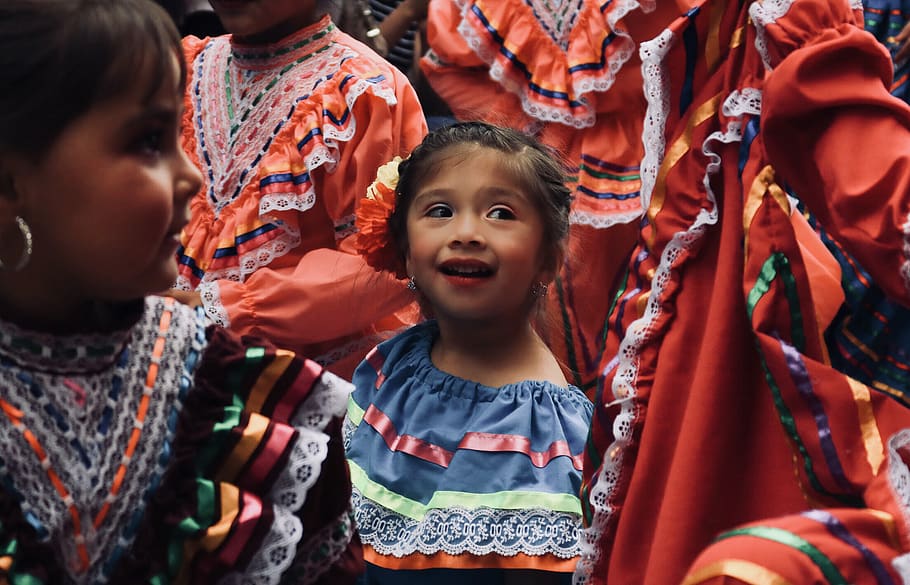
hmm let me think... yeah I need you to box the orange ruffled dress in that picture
[179,16,427,380]
[419,0,698,392]
[578,1,910,583]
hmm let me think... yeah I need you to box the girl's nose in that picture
[449,213,485,247]
[175,148,203,204]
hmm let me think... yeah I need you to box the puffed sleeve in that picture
[758,0,910,305]
[211,63,427,353]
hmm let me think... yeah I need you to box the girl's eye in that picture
[426,204,453,218]
[135,129,165,156]
[488,207,516,220]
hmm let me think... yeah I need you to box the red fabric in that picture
[580,1,910,583]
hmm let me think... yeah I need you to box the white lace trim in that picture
[206,225,303,286]
[637,27,675,212]
[292,506,356,585]
[452,0,647,129]
[569,208,643,229]
[260,191,317,216]
[271,371,353,512]
[198,280,232,328]
[748,0,793,70]
[222,370,352,584]
[352,489,582,559]
[219,506,304,585]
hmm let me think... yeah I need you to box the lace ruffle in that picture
[449,0,645,128]
[179,18,401,290]
[353,489,581,559]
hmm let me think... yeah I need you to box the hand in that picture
[895,21,910,64]
[162,288,203,308]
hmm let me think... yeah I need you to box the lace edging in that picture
[452,0,646,128]
[197,280,232,327]
[353,489,582,559]
[569,208,643,229]
[223,371,352,584]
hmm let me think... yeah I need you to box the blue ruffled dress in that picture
[345,321,593,583]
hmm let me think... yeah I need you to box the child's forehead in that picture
[429,144,520,174]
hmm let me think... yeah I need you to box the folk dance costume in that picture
[0,296,359,584]
[578,1,910,583]
[178,15,428,380]
[345,322,593,583]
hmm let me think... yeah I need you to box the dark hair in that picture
[0,0,185,159]
[390,121,573,274]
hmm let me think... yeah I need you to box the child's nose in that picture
[449,213,485,247]
[175,148,203,204]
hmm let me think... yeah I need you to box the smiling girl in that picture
[344,122,593,584]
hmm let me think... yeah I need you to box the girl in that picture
[345,122,594,584]
[0,1,360,583]
[175,0,428,380]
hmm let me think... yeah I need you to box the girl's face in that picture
[405,146,550,326]
[208,0,319,43]
[1,53,201,325]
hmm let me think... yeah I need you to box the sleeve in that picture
[757,0,910,305]
[211,71,428,347]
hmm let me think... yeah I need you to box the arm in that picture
[757,0,910,305]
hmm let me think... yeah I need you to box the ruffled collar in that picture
[0,301,143,375]
[229,14,337,72]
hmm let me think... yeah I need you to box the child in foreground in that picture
[0,1,360,582]
[345,122,593,584]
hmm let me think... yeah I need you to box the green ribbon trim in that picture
[349,461,581,520]
[716,526,848,585]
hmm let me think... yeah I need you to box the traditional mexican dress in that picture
[418,0,706,393]
[577,1,910,583]
[344,321,593,582]
[0,296,360,584]
[179,15,428,380]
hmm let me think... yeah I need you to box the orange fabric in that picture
[181,22,427,379]
[363,545,577,573]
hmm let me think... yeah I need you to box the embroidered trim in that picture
[352,489,582,559]
[197,280,231,328]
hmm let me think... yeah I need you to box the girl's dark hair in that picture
[390,121,573,273]
[0,0,185,159]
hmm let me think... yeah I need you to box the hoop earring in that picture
[407,276,418,291]
[0,216,32,272]
[531,281,548,298]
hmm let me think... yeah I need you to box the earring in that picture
[407,276,418,291]
[0,216,32,272]
[531,281,548,298]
